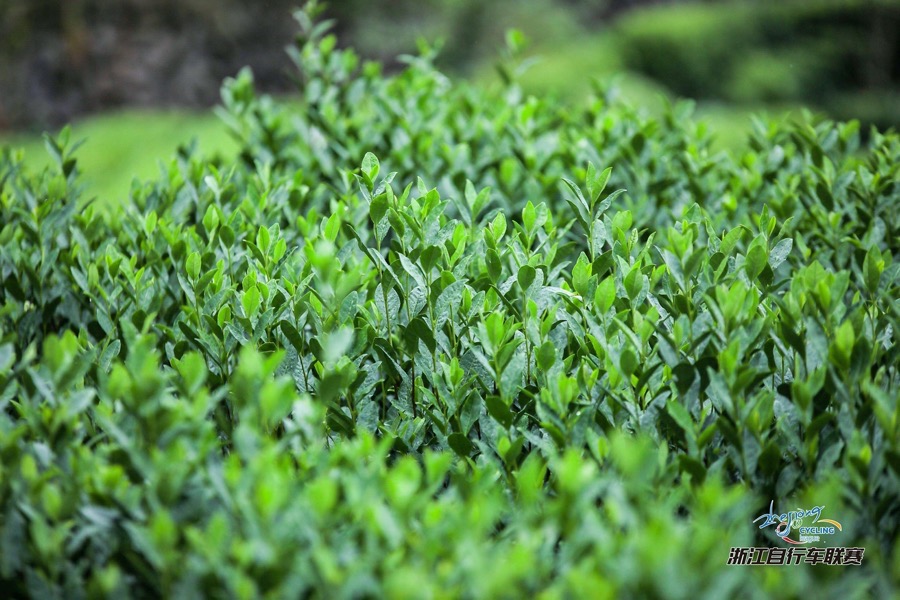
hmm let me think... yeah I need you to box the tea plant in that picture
[0,3,898,598]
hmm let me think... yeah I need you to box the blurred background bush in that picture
[1,0,898,197]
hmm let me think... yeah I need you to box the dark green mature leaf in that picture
[447,432,474,457]
[486,395,513,429]
[486,249,502,283]
[518,265,536,292]
[745,240,768,281]
[863,246,884,295]
[536,341,556,373]
[405,317,436,354]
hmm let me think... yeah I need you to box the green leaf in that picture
[586,164,612,208]
[322,328,354,366]
[242,285,262,317]
[623,264,643,301]
[832,320,855,366]
[561,178,591,230]
[768,238,792,270]
[43,132,64,169]
[522,201,536,233]
[485,396,513,429]
[202,205,220,234]
[619,347,639,380]
[863,246,884,295]
[144,210,158,236]
[435,280,466,329]
[370,193,389,226]
[0,344,14,375]
[186,252,201,281]
[536,341,556,373]
[720,225,747,256]
[260,379,295,427]
[324,213,341,243]
[447,433,474,458]
[362,152,380,182]
[398,253,427,290]
[217,306,232,328]
[174,352,207,394]
[666,400,694,436]
[280,321,305,352]
[497,338,524,373]
[273,239,287,263]
[572,253,591,298]
[491,213,507,241]
[745,238,768,281]
[405,317,436,354]
[98,341,121,373]
[219,225,235,246]
[486,249,502,283]
[419,246,441,274]
[594,276,616,313]
[245,240,267,265]
[257,226,271,253]
[518,265,536,292]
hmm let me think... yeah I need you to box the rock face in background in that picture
[0,0,298,130]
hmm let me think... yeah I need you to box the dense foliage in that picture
[1,3,898,597]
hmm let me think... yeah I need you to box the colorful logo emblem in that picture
[754,500,843,545]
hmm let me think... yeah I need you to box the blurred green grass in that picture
[0,109,239,206]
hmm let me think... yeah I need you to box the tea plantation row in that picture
[0,5,898,598]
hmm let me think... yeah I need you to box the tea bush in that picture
[1,3,898,598]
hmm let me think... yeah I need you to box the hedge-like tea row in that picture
[1,4,898,598]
